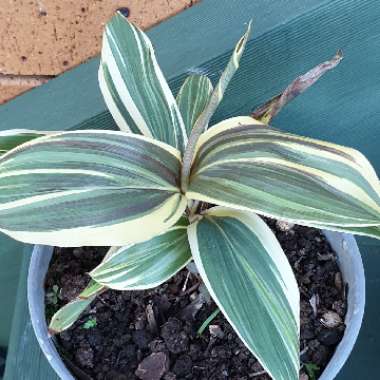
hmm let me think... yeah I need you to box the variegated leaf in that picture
[0,129,56,154]
[200,20,252,133]
[188,207,299,380]
[181,21,252,190]
[176,75,213,135]
[49,280,105,334]
[90,222,191,290]
[187,117,380,228]
[307,223,380,240]
[0,130,186,246]
[99,12,187,152]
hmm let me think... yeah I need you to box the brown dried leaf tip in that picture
[252,50,344,124]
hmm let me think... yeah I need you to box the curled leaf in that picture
[48,280,105,335]
[252,50,343,124]
[181,20,252,191]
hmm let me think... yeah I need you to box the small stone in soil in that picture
[302,324,315,340]
[75,344,94,368]
[149,339,167,353]
[211,345,232,359]
[133,330,153,350]
[209,324,224,339]
[120,344,137,362]
[320,311,342,329]
[106,371,129,380]
[276,220,295,231]
[172,354,192,376]
[318,328,344,346]
[311,344,331,366]
[332,300,346,317]
[163,373,176,380]
[161,318,189,354]
[135,352,169,380]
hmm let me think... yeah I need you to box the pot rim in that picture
[28,230,365,380]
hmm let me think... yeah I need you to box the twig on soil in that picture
[182,270,191,292]
[249,370,267,378]
[146,304,159,335]
[181,281,200,296]
[309,293,319,318]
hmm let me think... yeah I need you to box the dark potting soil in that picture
[45,220,347,380]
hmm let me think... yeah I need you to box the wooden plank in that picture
[2,0,380,379]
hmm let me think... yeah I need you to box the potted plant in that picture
[0,12,378,380]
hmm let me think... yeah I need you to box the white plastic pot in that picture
[28,230,365,380]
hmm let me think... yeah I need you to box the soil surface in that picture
[45,219,347,380]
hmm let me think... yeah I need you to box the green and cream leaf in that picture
[176,74,213,135]
[181,21,252,190]
[0,129,57,154]
[307,223,380,240]
[90,223,191,290]
[49,280,105,335]
[99,12,187,152]
[200,20,252,132]
[0,130,186,246]
[187,118,380,227]
[188,207,300,380]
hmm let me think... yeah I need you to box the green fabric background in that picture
[1,0,379,378]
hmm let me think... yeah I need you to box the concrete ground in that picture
[0,0,198,104]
